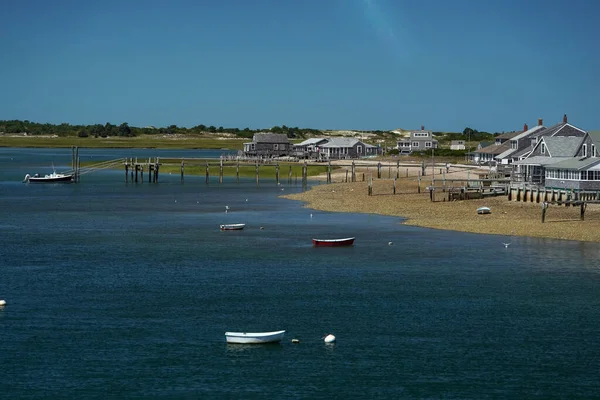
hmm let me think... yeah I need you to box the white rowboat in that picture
[225,330,286,344]
[220,223,246,231]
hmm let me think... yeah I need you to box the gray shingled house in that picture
[316,137,379,159]
[396,127,438,154]
[538,131,600,191]
[243,133,292,158]
[470,131,521,165]
[292,138,329,159]
[510,115,589,186]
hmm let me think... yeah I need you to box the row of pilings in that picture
[122,159,462,186]
[124,158,160,183]
[71,146,81,183]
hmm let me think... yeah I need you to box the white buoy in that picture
[324,334,336,343]
[388,241,393,246]
[291,338,300,344]
[260,227,264,230]
[0,300,6,306]
[310,213,313,218]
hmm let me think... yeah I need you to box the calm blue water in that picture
[1,148,599,399]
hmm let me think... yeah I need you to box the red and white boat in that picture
[312,237,355,247]
[220,223,245,231]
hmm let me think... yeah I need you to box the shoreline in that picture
[282,177,600,243]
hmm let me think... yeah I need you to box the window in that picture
[273,144,279,150]
[583,144,587,157]
[357,146,363,154]
[592,144,596,157]
[412,142,419,148]
[425,142,432,148]
[413,132,429,137]
[541,143,545,154]
[251,143,255,150]
[511,140,517,150]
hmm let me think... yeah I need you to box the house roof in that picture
[252,133,290,143]
[509,125,546,142]
[587,130,600,145]
[510,146,533,159]
[295,138,328,146]
[542,136,583,157]
[531,122,586,139]
[319,137,361,147]
[545,157,600,171]
[496,148,516,160]
[476,141,511,155]
[495,131,521,140]
[512,156,572,166]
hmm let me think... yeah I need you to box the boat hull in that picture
[225,330,286,344]
[312,237,355,247]
[220,224,245,231]
[28,175,73,183]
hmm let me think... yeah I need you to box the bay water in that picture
[1,148,599,399]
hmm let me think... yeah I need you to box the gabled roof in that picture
[319,137,361,147]
[475,141,511,155]
[587,131,600,145]
[541,136,583,157]
[545,157,600,171]
[511,146,534,159]
[531,122,586,139]
[495,131,521,140]
[252,133,290,143]
[509,125,546,142]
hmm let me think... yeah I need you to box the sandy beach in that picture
[282,161,600,243]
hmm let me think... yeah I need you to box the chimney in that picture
[421,125,425,130]
[563,114,568,123]
[523,123,528,132]
[538,118,543,126]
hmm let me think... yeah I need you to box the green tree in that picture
[118,122,132,137]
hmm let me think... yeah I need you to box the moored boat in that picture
[220,223,246,231]
[23,171,73,183]
[312,237,355,247]
[225,330,286,344]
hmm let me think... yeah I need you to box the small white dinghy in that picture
[220,223,246,231]
[477,206,491,215]
[225,330,286,344]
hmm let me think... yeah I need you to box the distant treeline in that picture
[0,119,499,142]
[0,120,324,139]
[435,127,496,142]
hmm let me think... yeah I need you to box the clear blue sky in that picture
[1,0,598,132]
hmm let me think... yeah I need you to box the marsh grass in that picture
[0,135,246,150]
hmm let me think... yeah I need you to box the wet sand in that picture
[282,164,600,243]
